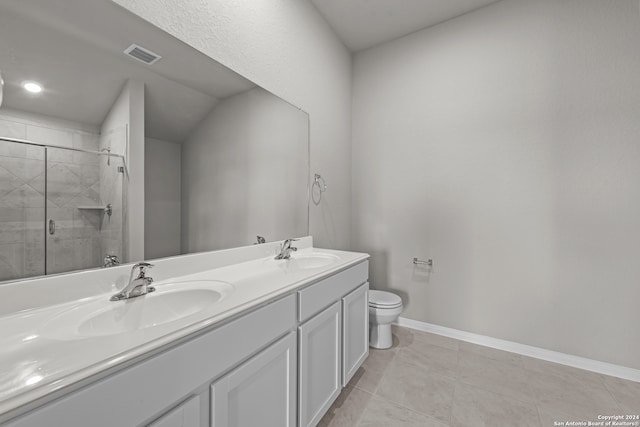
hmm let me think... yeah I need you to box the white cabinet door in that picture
[210,331,297,427]
[298,301,342,427]
[148,395,200,427]
[342,282,369,386]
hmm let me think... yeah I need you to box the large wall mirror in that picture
[0,0,309,283]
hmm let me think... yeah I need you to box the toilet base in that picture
[369,323,393,349]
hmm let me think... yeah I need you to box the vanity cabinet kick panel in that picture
[148,395,200,427]
[342,283,369,387]
[298,260,368,322]
[298,301,342,427]
[4,295,296,427]
[211,332,296,427]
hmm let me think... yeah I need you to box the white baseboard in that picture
[396,317,640,383]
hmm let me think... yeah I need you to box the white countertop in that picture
[0,243,368,420]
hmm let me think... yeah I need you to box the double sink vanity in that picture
[0,2,366,426]
[0,237,370,427]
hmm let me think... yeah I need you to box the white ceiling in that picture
[311,0,502,52]
[0,0,256,142]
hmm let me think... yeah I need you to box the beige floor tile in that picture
[451,382,541,427]
[391,324,413,349]
[457,350,536,403]
[458,341,523,366]
[349,348,397,393]
[536,405,587,427]
[523,356,621,414]
[522,356,604,387]
[527,368,619,415]
[330,326,631,426]
[600,374,640,412]
[392,325,459,351]
[358,395,449,427]
[376,358,456,423]
[536,399,620,424]
[318,386,373,427]
[396,342,458,379]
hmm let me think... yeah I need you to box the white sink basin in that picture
[43,280,233,339]
[271,253,340,270]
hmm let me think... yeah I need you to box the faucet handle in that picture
[103,254,120,268]
[133,261,154,269]
[282,238,299,252]
[131,262,154,279]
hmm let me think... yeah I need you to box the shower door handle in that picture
[48,219,55,235]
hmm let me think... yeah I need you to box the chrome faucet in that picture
[110,262,155,301]
[103,254,120,268]
[275,239,298,260]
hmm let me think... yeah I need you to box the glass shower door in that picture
[45,146,103,274]
[0,137,127,281]
[45,146,127,274]
[0,139,46,281]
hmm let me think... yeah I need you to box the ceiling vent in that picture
[124,44,162,65]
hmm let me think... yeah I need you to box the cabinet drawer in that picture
[298,261,368,322]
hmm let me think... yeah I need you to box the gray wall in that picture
[144,137,181,259]
[352,0,640,369]
[181,88,308,252]
[114,0,352,250]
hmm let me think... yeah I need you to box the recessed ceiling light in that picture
[23,81,43,93]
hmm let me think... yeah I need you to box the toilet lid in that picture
[369,290,402,308]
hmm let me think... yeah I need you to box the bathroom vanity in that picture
[0,4,366,425]
[0,238,369,427]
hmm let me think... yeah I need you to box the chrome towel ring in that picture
[312,173,327,205]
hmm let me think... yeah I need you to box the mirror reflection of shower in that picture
[101,147,111,165]
[0,135,128,282]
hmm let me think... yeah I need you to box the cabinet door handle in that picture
[49,219,55,235]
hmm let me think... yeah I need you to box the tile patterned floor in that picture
[319,325,640,427]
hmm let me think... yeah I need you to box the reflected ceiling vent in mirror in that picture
[123,44,162,65]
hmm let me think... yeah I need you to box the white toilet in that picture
[368,290,403,349]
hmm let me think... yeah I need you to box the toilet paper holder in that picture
[412,257,433,267]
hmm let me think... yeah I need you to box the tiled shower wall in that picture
[0,109,107,281]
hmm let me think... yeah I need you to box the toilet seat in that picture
[369,302,402,309]
[368,290,402,309]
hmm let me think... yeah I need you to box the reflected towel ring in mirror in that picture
[314,174,327,192]
[312,173,327,205]
[0,70,4,108]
